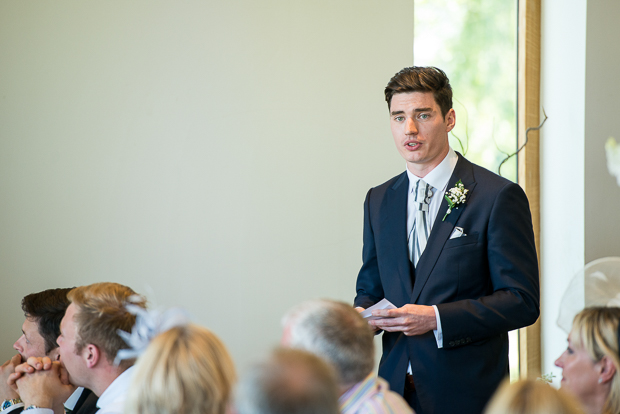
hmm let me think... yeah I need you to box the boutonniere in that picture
[442,179,468,221]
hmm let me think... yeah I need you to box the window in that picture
[414,0,522,380]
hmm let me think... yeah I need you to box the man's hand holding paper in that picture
[370,304,437,336]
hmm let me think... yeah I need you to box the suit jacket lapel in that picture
[410,153,477,304]
[384,172,414,295]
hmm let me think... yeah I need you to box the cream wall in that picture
[584,0,620,262]
[0,1,413,372]
[541,0,620,384]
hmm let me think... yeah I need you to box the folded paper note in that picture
[360,298,397,320]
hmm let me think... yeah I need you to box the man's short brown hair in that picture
[384,66,453,118]
[68,282,146,369]
[21,287,73,354]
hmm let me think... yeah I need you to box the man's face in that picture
[57,303,86,386]
[389,91,455,177]
[13,317,46,360]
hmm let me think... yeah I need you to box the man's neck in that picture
[406,148,450,178]
[339,383,353,396]
[89,365,128,397]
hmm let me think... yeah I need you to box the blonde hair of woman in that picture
[484,379,584,414]
[555,307,620,414]
[125,323,235,414]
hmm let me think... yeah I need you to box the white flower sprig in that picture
[537,372,556,384]
[442,179,468,221]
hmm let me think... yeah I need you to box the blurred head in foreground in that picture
[281,299,374,393]
[484,379,584,414]
[126,324,236,414]
[555,307,620,414]
[234,348,340,414]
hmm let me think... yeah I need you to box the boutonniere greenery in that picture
[442,179,468,221]
[537,373,556,384]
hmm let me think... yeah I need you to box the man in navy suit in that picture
[354,67,540,414]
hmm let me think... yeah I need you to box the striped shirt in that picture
[339,374,414,414]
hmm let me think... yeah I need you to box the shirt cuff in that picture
[22,408,53,414]
[432,305,443,348]
[1,403,24,414]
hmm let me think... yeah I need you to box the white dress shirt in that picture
[64,387,85,411]
[95,367,134,414]
[405,147,458,349]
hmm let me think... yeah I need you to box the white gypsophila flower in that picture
[606,137,620,187]
[537,373,556,384]
[442,180,469,221]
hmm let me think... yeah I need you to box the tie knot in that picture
[414,180,433,205]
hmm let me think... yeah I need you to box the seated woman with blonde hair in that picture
[555,307,620,414]
[125,323,236,414]
[484,379,583,414]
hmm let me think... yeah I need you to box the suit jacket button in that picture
[449,341,455,347]
[466,337,472,343]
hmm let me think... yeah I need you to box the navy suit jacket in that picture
[354,153,540,414]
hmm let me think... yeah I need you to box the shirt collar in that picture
[96,366,135,409]
[339,373,377,412]
[64,387,84,410]
[406,147,458,192]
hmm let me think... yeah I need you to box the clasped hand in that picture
[0,354,22,400]
[7,357,74,414]
[365,304,437,336]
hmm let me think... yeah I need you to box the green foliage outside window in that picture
[414,0,518,182]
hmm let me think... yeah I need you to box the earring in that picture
[599,378,603,384]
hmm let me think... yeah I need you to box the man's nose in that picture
[405,118,418,134]
[13,336,23,352]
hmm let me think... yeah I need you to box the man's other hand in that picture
[15,361,74,414]
[7,356,62,393]
[369,304,437,336]
[0,354,22,399]
[355,306,380,333]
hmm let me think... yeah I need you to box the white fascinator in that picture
[115,295,191,365]
[557,257,620,333]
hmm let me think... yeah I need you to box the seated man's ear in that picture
[84,344,101,368]
[48,347,61,362]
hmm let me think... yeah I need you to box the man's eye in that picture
[418,113,430,120]
[395,116,404,122]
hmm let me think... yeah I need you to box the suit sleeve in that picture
[354,188,385,309]
[437,181,540,346]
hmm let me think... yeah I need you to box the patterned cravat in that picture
[409,179,434,266]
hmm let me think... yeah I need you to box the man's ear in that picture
[83,344,101,368]
[48,347,61,362]
[599,355,617,384]
[445,108,456,133]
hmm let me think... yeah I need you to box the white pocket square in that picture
[450,227,466,239]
